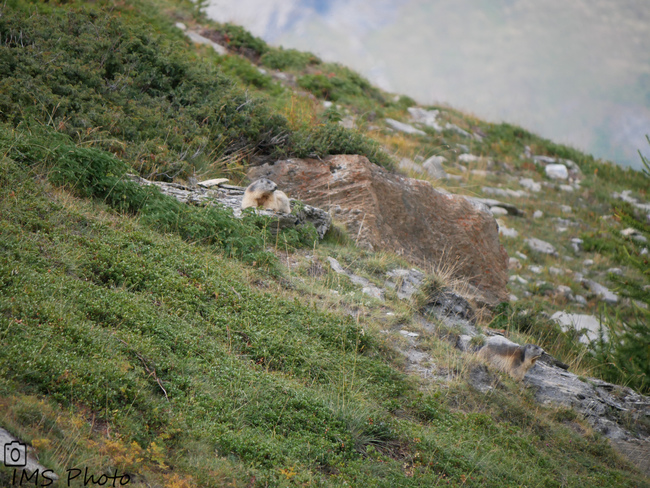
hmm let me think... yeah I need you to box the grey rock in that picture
[533,155,557,164]
[571,238,584,253]
[385,118,426,135]
[559,184,574,192]
[197,178,229,188]
[612,190,650,217]
[563,159,581,172]
[583,259,594,267]
[525,362,650,449]
[423,290,475,324]
[458,153,480,163]
[551,312,608,344]
[490,206,509,217]
[468,365,494,393]
[385,268,425,300]
[533,210,544,219]
[184,30,228,55]
[519,178,541,192]
[528,265,543,274]
[583,279,619,304]
[398,157,420,173]
[546,164,569,180]
[509,275,529,285]
[327,257,384,300]
[560,205,573,213]
[445,123,471,137]
[400,330,420,338]
[621,227,648,243]
[549,267,564,275]
[362,286,385,300]
[498,224,519,238]
[481,186,529,199]
[127,174,331,239]
[422,156,448,179]
[525,238,558,256]
[515,251,528,260]
[608,268,623,276]
[467,197,524,216]
[407,107,443,131]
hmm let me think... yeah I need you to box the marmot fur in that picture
[477,342,544,381]
[241,178,291,214]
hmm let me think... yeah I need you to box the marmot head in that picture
[248,178,277,194]
[523,344,544,363]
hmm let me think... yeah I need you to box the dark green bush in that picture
[0,4,395,174]
[260,47,321,71]
[212,22,268,58]
[582,141,650,393]
[0,124,277,263]
[298,67,386,105]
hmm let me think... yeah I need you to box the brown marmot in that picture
[477,341,544,381]
[241,178,291,214]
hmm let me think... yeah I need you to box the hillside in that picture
[203,0,650,171]
[0,1,648,487]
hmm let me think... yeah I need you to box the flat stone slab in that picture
[384,118,426,135]
[183,30,228,55]
[127,174,332,239]
[551,312,608,344]
[525,238,558,256]
[197,178,229,188]
[583,279,619,304]
[385,268,425,300]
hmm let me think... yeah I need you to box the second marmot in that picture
[477,341,544,381]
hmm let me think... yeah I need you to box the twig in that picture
[114,336,170,402]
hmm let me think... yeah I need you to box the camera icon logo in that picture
[4,441,27,467]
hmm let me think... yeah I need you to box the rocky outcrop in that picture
[126,174,331,239]
[525,362,650,476]
[249,155,509,306]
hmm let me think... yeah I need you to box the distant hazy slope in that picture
[204,0,650,169]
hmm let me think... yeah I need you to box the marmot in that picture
[241,178,291,214]
[477,341,544,381]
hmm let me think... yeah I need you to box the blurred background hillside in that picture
[204,0,650,170]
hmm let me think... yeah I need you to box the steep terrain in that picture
[0,1,648,487]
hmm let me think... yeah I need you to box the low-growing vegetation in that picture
[0,0,648,486]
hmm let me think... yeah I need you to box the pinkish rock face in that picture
[249,154,508,306]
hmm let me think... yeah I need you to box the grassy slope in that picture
[0,0,648,487]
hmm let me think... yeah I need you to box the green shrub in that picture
[0,124,278,263]
[297,67,386,105]
[582,138,650,393]
[260,47,321,71]
[290,122,395,170]
[0,4,394,175]
[212,23,268,58]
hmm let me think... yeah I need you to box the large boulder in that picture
[249,155,509,306]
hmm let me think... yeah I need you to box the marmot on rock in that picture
[477,341,544,381]
[241,178,291,214]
